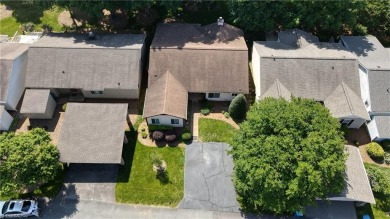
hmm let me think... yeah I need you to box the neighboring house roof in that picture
[330,145,375,204]
[325,83,370,120]
[375,116,390,139]
[25,33,145,90]
[278,28,319,48]
[20,89,51,114]
[57,103,128,164]
[0,43,28,102]
[368,70,390,112]
[341,36,390,70]
[143,72,188,119]
[148,23,249,93]
[260,79,291,100]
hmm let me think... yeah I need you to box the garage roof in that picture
[58,103,128,164]
[20,89,51,114]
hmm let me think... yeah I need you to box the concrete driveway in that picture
[179,142,240,212]
[62,164,118,202]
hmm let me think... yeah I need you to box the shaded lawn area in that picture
[356,163,390,219]
[0,5,64,36]
[116,123,184,207]
[199,118,237,143]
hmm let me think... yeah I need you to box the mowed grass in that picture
[0,5,64,36]
[199,118,237,143]
[116,125,184,207]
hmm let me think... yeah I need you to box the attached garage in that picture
[20,89,56,119]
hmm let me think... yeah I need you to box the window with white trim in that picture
[151,118,160,124]
[208,93,220,98]
[90,91,103,94]
[341,119,354,126]
[171,119,179,125]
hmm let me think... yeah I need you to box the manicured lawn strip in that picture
[199,118,237,143]
[116,123,184,207]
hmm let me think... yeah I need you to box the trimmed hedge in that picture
[152,131,164,141]
[367,142,385,160]
[228,94,247,121]
[148,125,173,132]
[182,133,192,141]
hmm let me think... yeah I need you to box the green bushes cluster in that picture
[200,99,212,116]
[181,133,192,141]
[228,94,247,121]
[148,125,173,131]
[366,142,385,160]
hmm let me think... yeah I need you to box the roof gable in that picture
[260,79,291,100]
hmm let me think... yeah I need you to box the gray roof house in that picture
[252,36,369,129]
[0,43,29,130]
[22,33,145,105]
[341,36,390,140]
[143,20,248,127]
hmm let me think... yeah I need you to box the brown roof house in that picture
[143,19,249,127]
[341,36,390,141]
[20,33,145,119]
[252,29,370,129]
[0,43,29,130]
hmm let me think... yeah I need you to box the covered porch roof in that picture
[20,89,52,115]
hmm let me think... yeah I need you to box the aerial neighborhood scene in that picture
[0,1,389,219]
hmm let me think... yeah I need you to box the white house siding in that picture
[251,46,261,100]
[205,93,237,101]
[358,65,371,112]
[339,115,366,129]
[0,108,13,130]
[146,115,184,127]
[82,88,139,99]
[5,53,27,110]
[367,119,379,141]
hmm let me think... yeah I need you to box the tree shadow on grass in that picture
[1,1,49,24]
[156,170,170,185]
[116,128,137,183]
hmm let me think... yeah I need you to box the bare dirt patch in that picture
[0,4,13,20]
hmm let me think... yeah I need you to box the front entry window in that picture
[171,119,179,125]
[151,118,160,124]
[208,93,220,98]
[341,119,354,126]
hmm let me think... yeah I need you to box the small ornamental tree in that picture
[0,128,60,196]
[230,97,346,214]
[228,94,247,121]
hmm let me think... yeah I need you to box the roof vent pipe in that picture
[217,17,224,26]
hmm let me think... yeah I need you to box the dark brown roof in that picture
[143,72,188,119]
[149,23,249,94]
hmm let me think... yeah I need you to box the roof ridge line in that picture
[162,72,169,115]
[342,82,355,115]
[275,79,282,96]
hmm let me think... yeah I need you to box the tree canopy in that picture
[230,98,346,213]
[0,128,60,196]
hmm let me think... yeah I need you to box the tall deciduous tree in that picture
[0,128,60,196]
[230,98,346,213]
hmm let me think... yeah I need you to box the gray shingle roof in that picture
[278,29,319,48]
[143,71,188,119]
[57,103,128,164]
[20,89,51,114]
[341,36,390,70]
[368,70,390,112]
[260,79,291,100]
[332,145,375,204]
[25,34,144,90]
[375,116,390,138]
[149,23,248,94]
[0,43,28,102]
[325,82,370,120]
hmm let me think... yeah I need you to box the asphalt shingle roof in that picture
[25,34,144,90]
[278,28,319,48]
[57,103,128,164]
[368,70,390,112]
[375,116,390,138]
[20,89,51,114]
[260,79,291,100]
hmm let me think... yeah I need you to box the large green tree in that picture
[230,98,346,214]
[0,128,60,196]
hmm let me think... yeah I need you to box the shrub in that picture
[353,140,360,146]
[385,152,390,165]
[340,124,350,137]
[200,98,212,116]
[224,112,230,118]
[141,131,147,139]
[148,125,173,131]
[182,133,192,141]
[21,22,35,32]
[365,164,390,195]
[381,140,390,151]
[228,94,247,121]
[200,108,211,116]
[141,127,146,132]
[165,132,177,142]
[152,131,164,141]
[62,103,67,111]
[367,142,385,160]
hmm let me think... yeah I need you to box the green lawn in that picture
[116,123,184,207]
[0,5,64,36]
[199,118,237,143]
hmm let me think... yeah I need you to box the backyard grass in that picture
[116,122,184,207]
[199,118,237,143]
[0,5,64,36]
